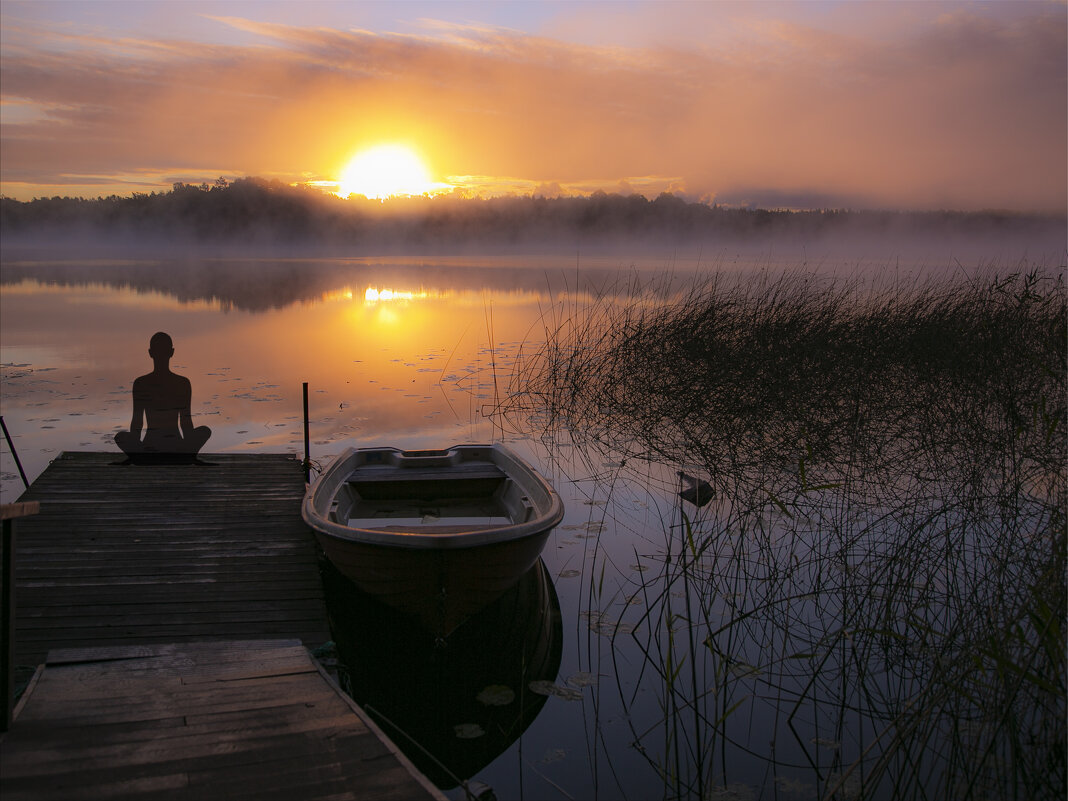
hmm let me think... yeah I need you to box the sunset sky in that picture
[1,1,1065,213]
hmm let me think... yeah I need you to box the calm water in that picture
[1,248,1059,800]
[0,247,941,502]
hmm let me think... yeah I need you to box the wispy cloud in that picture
[1,4,1064,211]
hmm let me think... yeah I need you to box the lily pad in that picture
[541,748,567,764]
[528,680,556,696]
[566,671,598,688]
[550,685,584,701]
[586,615,637,636]
[528,680,583,701]
[454,723,485,739]
[476,684,515,706]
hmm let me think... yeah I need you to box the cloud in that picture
[1,4,1064,212]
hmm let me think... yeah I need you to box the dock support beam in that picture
[1,501,39,732]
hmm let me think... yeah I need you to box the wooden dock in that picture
[0,452,447,800]
[8,452,331,678]
[1,640,444,800]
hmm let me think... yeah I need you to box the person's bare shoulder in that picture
[167,372,193,398]
[131,373,154,396]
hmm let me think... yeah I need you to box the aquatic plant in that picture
[501,266,1066,800]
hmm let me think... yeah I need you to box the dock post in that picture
[303,382,310,484]
[0,416,29,491]
[1,501,39,732]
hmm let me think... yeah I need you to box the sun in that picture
[336,145,435,199]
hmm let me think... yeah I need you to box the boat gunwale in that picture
[302,443,564,550]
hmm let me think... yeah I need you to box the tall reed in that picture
[501,266,1066,800]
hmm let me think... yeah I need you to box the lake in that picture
[1,244,967,503]
[1,245,1063,801]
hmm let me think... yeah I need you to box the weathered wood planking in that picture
[8,452,332,681]
[0,640,446,801]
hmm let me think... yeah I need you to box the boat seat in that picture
[348,463,507,484]
[369,523,506,535]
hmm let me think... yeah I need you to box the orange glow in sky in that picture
[0,2,1064,213]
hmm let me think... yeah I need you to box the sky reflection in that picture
[0,264,558,501]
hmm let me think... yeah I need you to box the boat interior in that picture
[329,462,539,531]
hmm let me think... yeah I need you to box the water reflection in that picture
[1,259,597,501]
[0,257,644,312]
[2,255,731,503]
[321,557,562,791]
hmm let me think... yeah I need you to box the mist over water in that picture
[4,183,1065,271]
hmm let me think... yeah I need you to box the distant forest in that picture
[1,177,1061,250]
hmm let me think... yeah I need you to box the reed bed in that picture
[500,267,1066,800]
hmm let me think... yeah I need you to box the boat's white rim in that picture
[302,443,564,549]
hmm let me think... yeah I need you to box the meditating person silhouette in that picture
[115,332,211,464]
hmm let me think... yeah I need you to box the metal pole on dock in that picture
[303,383,310,484]
[0,417,29,491]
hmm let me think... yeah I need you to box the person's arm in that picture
[179,377,195,440]
[129,378,146,436]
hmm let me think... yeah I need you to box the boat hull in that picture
[303,444,563,635]
[314,525,552,634]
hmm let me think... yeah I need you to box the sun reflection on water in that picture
[319,288,354,302]
[365,287,422,302]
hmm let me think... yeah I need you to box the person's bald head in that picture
[149,332,174,361]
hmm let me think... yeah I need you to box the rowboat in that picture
[302,443,564,635]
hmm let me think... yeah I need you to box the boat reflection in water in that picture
[321,557,563,791]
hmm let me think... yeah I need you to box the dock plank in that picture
[1,641,445,801]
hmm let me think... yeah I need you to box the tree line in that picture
[0,176,1055,248]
